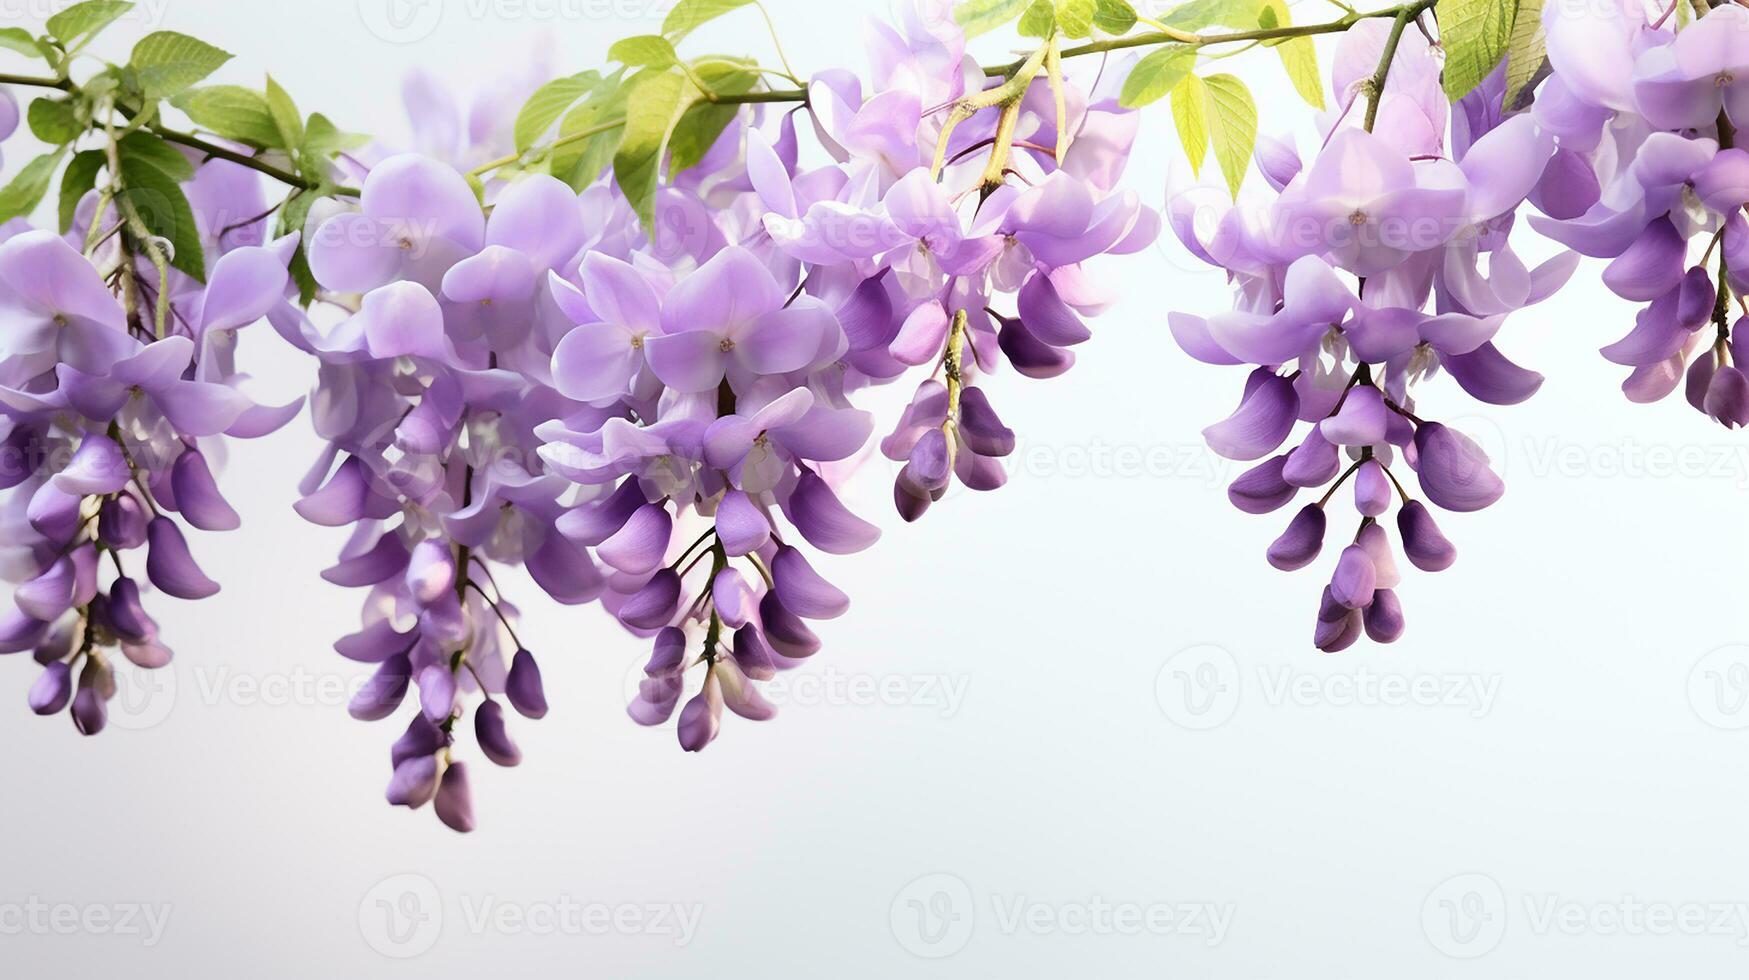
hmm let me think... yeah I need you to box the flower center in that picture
[718,338,735,353]
[52,314,67,327]
[1718,72,1736,89]
[630,334,644,350]
[1347,209,1369,227]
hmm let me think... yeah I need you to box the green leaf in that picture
[302,113,367,162]
[662,0,754,38]
[1054,0,1098,38]
[612,71,693,229]
[550,73,629,186]
[1201,73,1256,198]
[264,75,303,151]
[1502,0,1545,109]
[1438,0,1515,102]
[1170,74,1208,174]
[58,149,106,234]
[609,34,679,69]
[0,149,67,224]
[1119,45,1194,108]
[954,0,1033,37]
[1162,0,1262,31]
[121,163,204,282]
[279,189,318,304]
[117,131,195,182]
[0,27,46,59]
[1092,0,1138,34]
[27,97,82,144]
[668,61,757,178]
[514,71,598,153]
[1017,0,1056,37]
[1256,2,1322,109]
[46,0,132,48]
[172,86,281,147]
[130,31,233,99]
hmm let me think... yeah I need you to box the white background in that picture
[2,0,1748,976]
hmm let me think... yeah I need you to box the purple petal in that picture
[596,503,672,575]
[783,471,880,555]
[1204,370,1299,461]
[771,545,849,619]
[146,517,220,600]
[1268,505,1327,571]
[1412,423,1504,513]
[170,449,240,531]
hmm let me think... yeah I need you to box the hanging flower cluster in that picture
[1,0,1747,829]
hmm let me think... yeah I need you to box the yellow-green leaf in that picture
[612,71,694,229]
[1202,73,1255,198]
[265,75,303,151]
[172,86,281,147]
[46,1,132,48]
[0,148,67,224]
[1092,0,1138,34]
[1438,0,1515,102]
[1055,0,1098,38]
[663,0,754,38]
[1502,0,1545,108]
[130,31,232,99]
[514,71,598,153]
[1119,45,1195,109]
[1170,74,1208,175]
[954,0,1033,37]
[610,35,679,69]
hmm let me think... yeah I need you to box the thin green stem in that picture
[1363,0,1435,132]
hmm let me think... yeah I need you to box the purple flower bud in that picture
[434,762,476,833]
[386,755,439,808]
[417,664,457,724]
[1204,369,1298,461]
[145,517,221,600]
[70,684,107,736]
[759,591,820,659]
[321,533,411,588]
[893,481,932,522]
[785,471,880,555]
[1314,609,1363,653]
[1228,455,1296,514]
[677,674,723,752]
[1364,589,1406,643]
[0,606,46,654]
[732,624,777,681]
[1320,386,1388,448]
[506,648,548,719]
[998,316,1075,379]
[1676,267,1717,332]
[1397,501,1456,572]
[620,569,683,630]
[1704,365,1749,428]
[771,546,849,620]
[405,539,457,606]
[107,577,155,644]
[1328,544,1377,610]
[1268,505,1326,571]
[28,661,71,715]
[475,699,522,767]
[1687,350,1718,413]
[349,654,411,721]
[27,482,81,544]
[170,449,240,531]
[391,714,447,768]
[1356,522,1401,589]
[1282,429,1340,488]
[958,387,1015,458]
[715,490,770,557]
[1602,217,1684,302]
[294,456,370,527]
[1353,460,1391,517]
[596,503,673,576]
[555,479,646,546]
[902,428,952,497]
[53,434,130,496]
[1412,423,1504,513]
[98,493,148,549]
[15,555,76,622]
